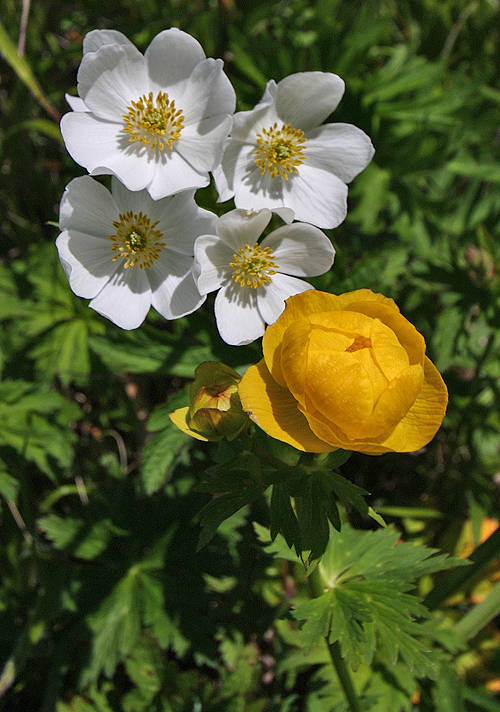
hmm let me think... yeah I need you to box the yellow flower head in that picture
[170,361,248,442]
[238,290,448,454]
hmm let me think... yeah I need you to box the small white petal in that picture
[232,152,287,213]
[178,115,232,173]
[217,208,272,250]
[285,164,348,229]
[77,44,148,121]
[145,28,205,93]
[59,175,117,237]
[147,151,208,200]
[262,223,335,277]
[275,72,345,131]
[193,235,232,294]
[61,112,154,191]
[89,266,151,330]
[305,123,375,183]
[180,59,235,124]
[56,230,115,299]
[83,29,140,56]
[149,250,205,319]
[231,101,278,142]
[257,274,313,325]
[110,178,153,216]
[65,94,88,111]
[214,284,265,346]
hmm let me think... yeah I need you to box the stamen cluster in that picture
[123,91,184,151]
[254,122,306,180]
[229,243,278,288]
[109,210,166,269]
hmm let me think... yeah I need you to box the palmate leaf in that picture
[292,524,468,676]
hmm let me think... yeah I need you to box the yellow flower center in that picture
[123,91,184,151]
[230,243,279,289]
[254,122,306,179]
[109,211,166,269]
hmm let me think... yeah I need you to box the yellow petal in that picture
[263,289,400,386]
[347,301,425,365]
[306,356,374,437]
[238,359,334,453]
[378,357,448,452]
[370,318,410,380]
[169,407,210,442]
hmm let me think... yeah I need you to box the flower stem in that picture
[326,640,362,712]
[308,566,362,712]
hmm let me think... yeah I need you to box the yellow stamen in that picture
[254,122,306,179]
[123,91,184,151]
[109,211,166,269]
[230,243,279,289]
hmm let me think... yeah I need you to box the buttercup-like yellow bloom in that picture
[238,290,448,454]
[170,362,247,442]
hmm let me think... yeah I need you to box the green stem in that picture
[308,567,362,712]
[454,580,500,641]
[424,527,500,610]
[326,640,363,712]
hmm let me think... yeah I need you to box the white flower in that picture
[60,28,236,200]
[193,208,335,346]
[56,175,217,329]
[213,72,375,229]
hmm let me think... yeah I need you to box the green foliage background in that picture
[0,0,499,710]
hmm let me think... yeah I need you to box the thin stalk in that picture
[326,640,362,712]
[454,580,500,641]
[308,566,362,712]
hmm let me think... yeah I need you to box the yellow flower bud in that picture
[170,362,247,442]
[238,289,448,454]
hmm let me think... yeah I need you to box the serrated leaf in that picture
[140,423,189,495]
[270,483,301,552]
[81,572,142,684]
[197,487,262,551]
[38,514,117,559]
[292,523,466,675]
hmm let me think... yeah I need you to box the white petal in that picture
[305,123,375,183]
[217,208,272,250]
[214,284,265,346]
[59,175,117,237]
[145,28,205,94]
[56,230,116,299]
[153,192,217,255]
[148,249,205,319]
[180,59,235,125]
[275,72,345,131]
[178,115,232,173]
[147,151,208,199]
[285,164,348,229]
[273,207,295,223]
[89,266,151,330]
[83,29,140,56]
[261,223,335,277]
[77,44,148,121]
[110,178,153,215]
[229,102,277,143]
[193,235,232,294]
[232,159,286,213]
[214,140,249,201]
[65,94,88,111]
[257,274,313,325]
[61,112,155,190]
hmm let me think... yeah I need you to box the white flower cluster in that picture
[57,28,374,345]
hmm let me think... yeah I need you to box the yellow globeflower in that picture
[238,289,448,454]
